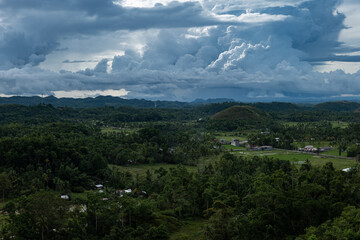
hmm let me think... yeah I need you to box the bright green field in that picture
[231,150,356,170]
[324,149,347,157]
[169,218,207,240]
[213,131,248,142]
[331,121,349,128]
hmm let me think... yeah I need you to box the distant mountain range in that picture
[0,96,191,108]
[0,96,236,109]
[0,96,359,112]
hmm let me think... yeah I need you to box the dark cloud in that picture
[0,0,359,101]
[307,55,360,62]
[0,0,224,70]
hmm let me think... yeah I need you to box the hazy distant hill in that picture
[0,96,191,109]
[212,105,269,122]
[314,101,360,112]
[192,98,235,104]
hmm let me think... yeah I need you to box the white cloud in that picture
[0,0,359,101]
[52,89,129,98]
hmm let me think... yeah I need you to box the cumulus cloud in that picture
[0,0,288,70]
[52,89,129,98]
[0,0,359,101]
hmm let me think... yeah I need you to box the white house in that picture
[60,195,69,200]
[231,139,240,146]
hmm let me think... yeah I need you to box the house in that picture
[300,146,317,152]
[116,189,133,197]
[231,139,240,146]
[60,195,70,200]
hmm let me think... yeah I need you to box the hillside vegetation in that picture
[212,105,269,122]
[314,101,360,112]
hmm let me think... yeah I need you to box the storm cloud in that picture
[0,0,359,101]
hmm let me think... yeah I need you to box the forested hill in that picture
[314,101,360,112]
[0,96,303,111]
[1,96,360,113]
[0,96,192,109]
[212,105,269,122]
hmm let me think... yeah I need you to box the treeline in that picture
[2,154,360,239]
[2,102,360,127]
[0,104,200,124]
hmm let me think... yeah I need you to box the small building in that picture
[231,139,240,146]
[117,189,133,197]
[95,184,104,189]
[342,168,351,172]
[300,146,317,152]
[60,195,70,200]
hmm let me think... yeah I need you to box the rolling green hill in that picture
[212,105,269,122]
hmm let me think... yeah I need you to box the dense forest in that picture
[1,100,360,239]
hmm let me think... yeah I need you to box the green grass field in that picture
[331,121,349,128]
[213,131,248,142]
[231,149,356,170]
[324,149,347,157]
[169,218,207,240]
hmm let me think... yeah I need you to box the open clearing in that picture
[229,149,356,170]
[169,218,207,240]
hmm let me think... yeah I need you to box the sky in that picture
[0,0,359,101]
